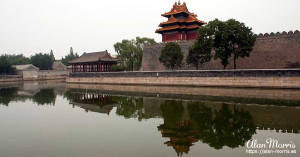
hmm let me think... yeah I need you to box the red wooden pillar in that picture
[91,64,93,72]
[100,62,102,72]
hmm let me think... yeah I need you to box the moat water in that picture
[0,81,299,157]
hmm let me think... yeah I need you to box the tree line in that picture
[0,47,79,74]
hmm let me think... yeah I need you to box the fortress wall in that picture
[141,30,300,70]
[67,69,300,89]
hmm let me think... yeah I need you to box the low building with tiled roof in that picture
[69,50,119,72]
[13,64,39,71]
[13,64,39,79]
[52,61,67,71]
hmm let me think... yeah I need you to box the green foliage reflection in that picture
[0,88,18,106]
[114,97,145,121]
[160,100,184,126]
[32,89,56,105]
[188,102,256,149]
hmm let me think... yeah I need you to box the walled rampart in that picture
[141,30,300,70]
[0,75,22,82]
[67,69,300,88]
[38,70,69,80]
[0,70,69,82]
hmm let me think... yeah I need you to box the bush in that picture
[159,42,183,70]
[110,65,128,72]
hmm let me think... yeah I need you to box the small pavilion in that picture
[69,50,119,73]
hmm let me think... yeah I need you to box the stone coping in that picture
[69,69,300,78]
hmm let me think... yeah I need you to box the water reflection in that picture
[32,89,56,105]
[64,91,115,114]
[63,88,300,155]
[1,82,300,157]
[158,100,196,156]
[188,102,256,149]
[158,101,256,156]
[0,87,56,106]
[0,87,18,106]
[114,97,145,121]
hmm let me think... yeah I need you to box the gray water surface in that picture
[0,81,299,157]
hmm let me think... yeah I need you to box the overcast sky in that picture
[0,0,299,59]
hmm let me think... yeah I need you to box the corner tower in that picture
[155,1,206,42]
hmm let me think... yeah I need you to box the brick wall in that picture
[141,30,300,71]
[67,69,300,88]
[0,75,22,82]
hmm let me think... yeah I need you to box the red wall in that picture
[187,32,197,40]
[162,32,197,42]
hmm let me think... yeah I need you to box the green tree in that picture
[114,37,156,71]
[186,26,213,69]
[50,49,55,61]
[61,47,79,66]
[225,19,256,69]
[0,55,15,74]
[5,54,30,65]
[30,53,54,70]
[159,42,183,70]
[192,19,256,69]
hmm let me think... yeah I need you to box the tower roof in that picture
[158,14,207,27]
[162,1,196,17]
[156,1,206,34]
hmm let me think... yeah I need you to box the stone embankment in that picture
[67,69,300,88]
[0,70,69,82]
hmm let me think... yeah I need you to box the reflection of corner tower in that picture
[157,120,199,157]
[155,1,206,42]
[157,104,198,157]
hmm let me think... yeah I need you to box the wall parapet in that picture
[144,30,300,48]
[256,30,299,38]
